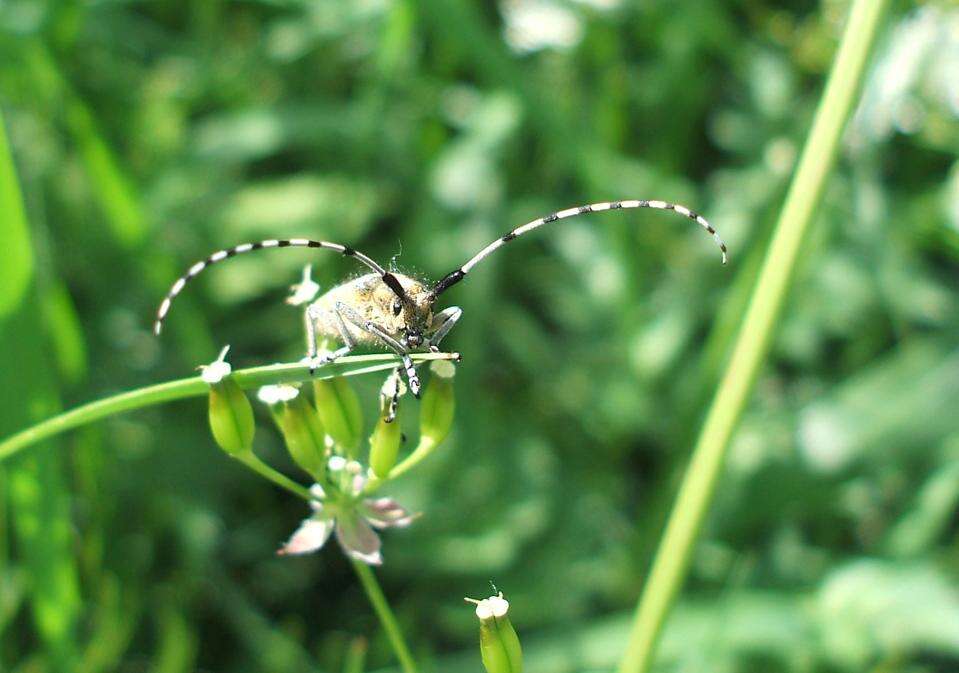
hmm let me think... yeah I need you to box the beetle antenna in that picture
[154,238,405,336]
[433,199,727,296]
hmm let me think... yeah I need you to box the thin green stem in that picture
[363,437,438,494]
[616,1,889,672]
[233,451,313,501]
[387,438,439,481]
[0,352,457,463]
[351,560,418,673]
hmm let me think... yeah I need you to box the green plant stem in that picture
[351,560,418,673]
[616,1,889,672]
[364,437,438,494]
[234,451,313,501]
[387,437,440,480]
[0,352,457,463]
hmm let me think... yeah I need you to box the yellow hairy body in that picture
[310,273,435,347]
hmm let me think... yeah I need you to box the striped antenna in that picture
[154,238,400,336]
[433,199,727,296]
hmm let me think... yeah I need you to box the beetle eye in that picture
[392,299,403,316]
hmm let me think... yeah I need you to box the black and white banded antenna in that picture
[432,199,727,297]
[153,238,407,336]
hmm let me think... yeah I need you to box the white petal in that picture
[335,510,383,565]
[361,498,417,529]
[278,518,333,556]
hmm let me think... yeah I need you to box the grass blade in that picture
[616,1,891,671]
[0,105,82,670]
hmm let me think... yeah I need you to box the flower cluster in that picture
[200,347,456,565]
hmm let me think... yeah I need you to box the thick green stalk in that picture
[0,352,458,463]
[616,1,889,671]
[351,560,418,673]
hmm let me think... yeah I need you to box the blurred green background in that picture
[2,0,958,671]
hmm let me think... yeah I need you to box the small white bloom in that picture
[466,592,510,620]
[286,264,321,306]
[200,345,232,384]
[256,384,300,405]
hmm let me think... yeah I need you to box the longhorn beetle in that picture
[154,200,727,415]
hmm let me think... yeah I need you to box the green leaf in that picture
[0,110,33,317]
[0,105,81,670]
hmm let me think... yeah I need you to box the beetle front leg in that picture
[335,301,421,398]
[428,306,463,350]
[303,303,355,375]
[379,367,404,424]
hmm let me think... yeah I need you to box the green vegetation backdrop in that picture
[1,0,958,671]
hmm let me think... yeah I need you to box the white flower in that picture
[200,345,232,384]
[466,592,511,620]
[286,265,321,306]
[278,460,416,565]
[256,384,300,405]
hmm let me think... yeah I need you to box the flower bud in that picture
[259,385,327,478]
[419,360,456,450]
[467,592,523,673]
[369,376,404,478]
[369,412,402,479]
[313,376,363,457]
[202,346,255,456]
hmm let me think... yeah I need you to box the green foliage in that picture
[1,1,958,672]
[0,107,81,670]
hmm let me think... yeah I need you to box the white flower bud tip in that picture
[328,455,348,471]
[200,345,232,384]
[256,384,300,405]
[466,592,510,620]
[286,265,321,306]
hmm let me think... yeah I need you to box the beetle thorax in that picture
[313,273,434,348]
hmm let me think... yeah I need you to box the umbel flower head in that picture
[279,456,415,565]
